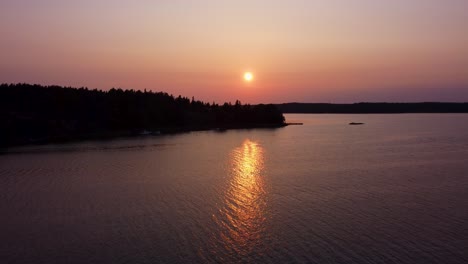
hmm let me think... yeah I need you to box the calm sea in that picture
[1,114,467,263]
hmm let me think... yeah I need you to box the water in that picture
[1,114,467,263]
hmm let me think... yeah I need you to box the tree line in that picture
[0,83,285,146]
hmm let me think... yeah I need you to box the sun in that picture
[243,72,254,82]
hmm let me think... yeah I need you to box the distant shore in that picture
[277,102,468,114]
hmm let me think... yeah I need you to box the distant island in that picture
[0,83,285,147]
[277,102,468,114]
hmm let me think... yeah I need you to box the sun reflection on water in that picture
[210,139,267,258]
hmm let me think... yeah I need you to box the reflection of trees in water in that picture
[208,139,268,260]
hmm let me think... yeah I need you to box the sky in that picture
[1,0,467,103]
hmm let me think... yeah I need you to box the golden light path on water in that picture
[210,139,267,259]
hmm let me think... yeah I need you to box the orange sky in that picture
[1,0,467,103]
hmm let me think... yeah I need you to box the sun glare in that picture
[244,72,254,82]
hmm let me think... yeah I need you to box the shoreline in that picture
[1,123,289,149]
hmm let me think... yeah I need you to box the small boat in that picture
[139,130,152,135]
[349,122,364,125]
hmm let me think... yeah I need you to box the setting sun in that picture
[243,72,254,82]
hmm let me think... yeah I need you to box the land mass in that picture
[277,102,468,113]
[0,83,285,147]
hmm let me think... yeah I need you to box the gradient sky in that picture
[1,0,467,103]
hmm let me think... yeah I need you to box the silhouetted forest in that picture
[277,103,468,113]
[0,83,285,146]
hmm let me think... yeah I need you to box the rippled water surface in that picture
[1,114,468,263]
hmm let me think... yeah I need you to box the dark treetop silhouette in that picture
[0,83,285,147]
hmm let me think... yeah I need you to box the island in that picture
[349,122,365,125]
[0,83,286,147]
